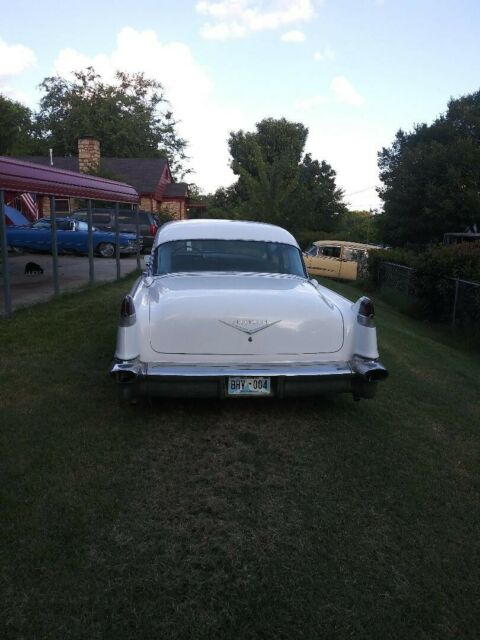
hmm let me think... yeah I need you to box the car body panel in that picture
[147,274,344,355]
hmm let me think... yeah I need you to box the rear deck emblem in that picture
[219,318,280,335]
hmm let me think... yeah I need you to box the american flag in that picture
[19,193,39,221]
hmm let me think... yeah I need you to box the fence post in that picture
[87,199,94,286]
[452,278,459,329]
[377,261,382,290]
[135,204,141,270]
[0,189,12,317]
[115,202,120,280]
[50,196,60,296]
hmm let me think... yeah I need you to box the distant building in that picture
[443,225,480,245]
[17,137,200,219]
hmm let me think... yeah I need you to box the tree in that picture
[227,117,346,231]
[378,90,480,246]
[35,68,189,178]
[335,210,383,244]
[0,94,38,155]
[293,154,347,231]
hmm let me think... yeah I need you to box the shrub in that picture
[365,248,417,288]
[366,242,480,322]
[413,242,480,320]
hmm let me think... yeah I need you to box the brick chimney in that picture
[78,136,100,173]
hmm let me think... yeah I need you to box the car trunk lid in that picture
[148,274,344,356]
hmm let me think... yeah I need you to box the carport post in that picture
[135,204,141,270]
[114,202,120,280]
[50,196,60,296]
[0,189,12,317]
[87,199,94,286]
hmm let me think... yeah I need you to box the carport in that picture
[0,156,139,316]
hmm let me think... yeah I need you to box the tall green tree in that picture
[378,90,480,246]
[35,68,189,178]
[293,154,347,231]
[0,94,37,155]
[227,117,346,231]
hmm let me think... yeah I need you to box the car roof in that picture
[154,219,299,248]
[312,240,381,250]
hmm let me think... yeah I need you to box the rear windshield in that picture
[153,239,306,277]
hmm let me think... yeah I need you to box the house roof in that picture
[0,156,138,203]
[164,182,189,198]
[17,156,170,195]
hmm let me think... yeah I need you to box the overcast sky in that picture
[1,0,480,209]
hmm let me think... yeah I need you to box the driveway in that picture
[0,253,140,313]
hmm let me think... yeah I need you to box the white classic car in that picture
[111,219,388,402]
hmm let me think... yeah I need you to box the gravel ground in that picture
[0,253,140,313]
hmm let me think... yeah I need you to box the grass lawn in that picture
[1,276,479,639]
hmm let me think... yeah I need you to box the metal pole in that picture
[87,199,94,286]
[50,196,60,296]
[135,204,141,270]
[114,202,120,280]
[452,278,459,329]
[0,189,12,317]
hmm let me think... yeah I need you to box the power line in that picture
[344,186,378,197]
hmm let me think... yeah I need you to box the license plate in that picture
[227,376,271,396]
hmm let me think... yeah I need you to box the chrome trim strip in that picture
[357,313,375,328]
[111,359,353,378]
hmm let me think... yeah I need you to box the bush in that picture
[413,242,480,320]
[365,248,417,288]
[366,242,480,322]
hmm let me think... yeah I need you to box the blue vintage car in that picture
[6,218,142,257]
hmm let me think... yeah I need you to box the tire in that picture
[97,242,115,258]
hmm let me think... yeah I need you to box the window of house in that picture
[55,198,70,213]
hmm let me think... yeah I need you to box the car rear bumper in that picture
[110,357,388,399]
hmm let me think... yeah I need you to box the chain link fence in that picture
[377,261,480,329]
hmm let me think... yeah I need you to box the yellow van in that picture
[303,240,381,281]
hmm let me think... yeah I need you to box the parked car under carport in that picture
[6,218,142,257]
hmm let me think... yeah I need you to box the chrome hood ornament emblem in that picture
[219,318,280,335]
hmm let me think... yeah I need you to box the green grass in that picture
[1,277,479,639]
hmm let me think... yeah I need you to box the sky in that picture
[1,0,479,209]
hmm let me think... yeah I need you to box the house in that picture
[17,137,195,219]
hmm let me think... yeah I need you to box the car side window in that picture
[93,214,111,225]
[304,245,318,256]
[344,248,366,262]
[57,220,74,230]
[77,221,88,231]
[320,246,341,258]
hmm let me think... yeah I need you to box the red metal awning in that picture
[0,156,139,203]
